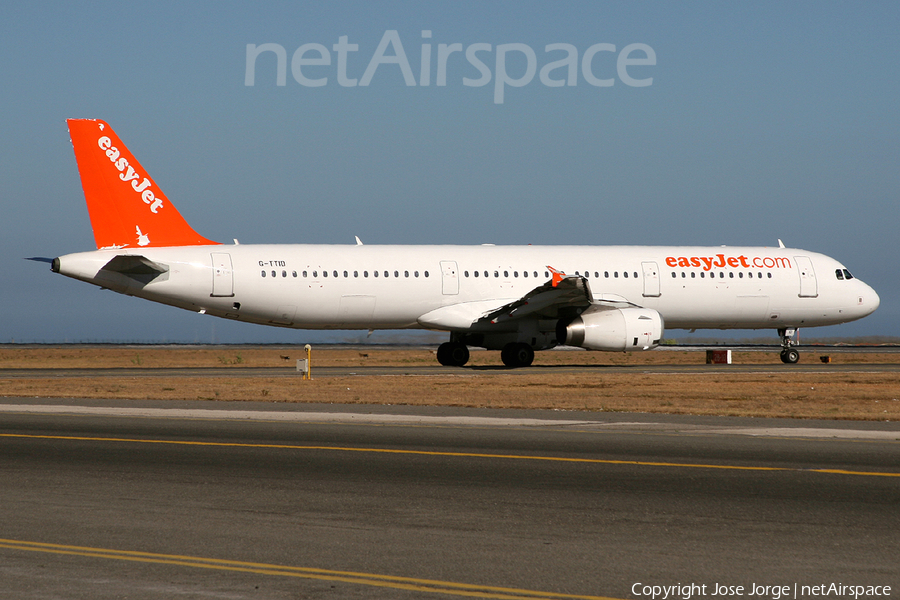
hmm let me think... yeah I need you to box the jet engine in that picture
[556,307,664,352]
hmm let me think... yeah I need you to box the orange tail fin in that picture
[67,119,218,249]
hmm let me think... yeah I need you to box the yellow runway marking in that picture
[0,538,617,600]
[1,433,898,477]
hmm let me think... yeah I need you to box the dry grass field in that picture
[1,346,899,420]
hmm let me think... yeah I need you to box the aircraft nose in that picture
[858,282,880,315]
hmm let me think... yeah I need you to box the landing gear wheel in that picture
[780,349,800,364]
[500,343,535,368]
[777,328,800,364]
[436,342,469,367]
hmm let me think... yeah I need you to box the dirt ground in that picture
[1,346,899,421]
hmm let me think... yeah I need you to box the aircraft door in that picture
[210,252,234,297]
[641,261,661,297]
[794,256,818,298]
[440,261,459,295]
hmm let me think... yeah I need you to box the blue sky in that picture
[2,1,898,343]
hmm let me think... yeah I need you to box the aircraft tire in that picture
[780,349,800,364]
[437,342,469,367]
[501,343,534,368]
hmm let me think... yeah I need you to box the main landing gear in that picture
[778,328,800,364]
[500,343,534,368]
[436,341,469,367]
[436,340,536,368]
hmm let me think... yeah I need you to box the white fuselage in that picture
[55,244,879,338]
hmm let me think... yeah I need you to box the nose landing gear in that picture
[778,328,800,364]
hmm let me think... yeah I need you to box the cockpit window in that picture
[843,269,853,280]
[835,269,844,280]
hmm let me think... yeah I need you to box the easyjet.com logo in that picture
[665,254,792,271]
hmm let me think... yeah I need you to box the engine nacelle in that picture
[557,307,664,352]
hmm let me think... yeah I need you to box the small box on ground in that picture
[706,350,732,364]
[296,358,309,374]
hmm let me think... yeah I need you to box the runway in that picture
[0,399,897,599]
[2,362,899,378]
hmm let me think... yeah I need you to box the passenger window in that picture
[534,271,539,278]
[374,271,378,277]
[768,273,772,278]
[323,271,328,277]
[292,271,297,277]
[333,271,338,278]
[514,271,518,278]
[624,272,628,278]
[271,271,276,278]
[739,272,744,278]
[720,272,725,279]
[605,271,609,278]
[494,271,499,278]
[691,272,695,278]
[758,272,762,278]
[393,271,398,277]
[503,271,508,278]
[414,271,419,277]
[261,270,266,277]
[474,271,479,277]
[343,271,348,278]
[424,271,429,277]
[303,270,308,278]
[700,272,705,278]
[364,271,369,277]
[729,272,734,278]
[615,272,619,278]
[354,271,359,278]
[671,272,676,278]
[523,271,528,278]
[405,271,410,278]
[681,272,685,278]
[634,272,638,278]
[282,270,287,277]
[384,271,389,277]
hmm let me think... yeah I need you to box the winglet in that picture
[548,265,566,287]
[67,119,218,249]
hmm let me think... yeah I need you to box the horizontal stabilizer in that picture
[101,255,169,276]
[25,257,55,264]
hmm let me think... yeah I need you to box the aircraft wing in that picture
[481,267,593,325]
[418,266,621,331]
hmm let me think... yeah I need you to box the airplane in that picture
[38,119,880,368]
